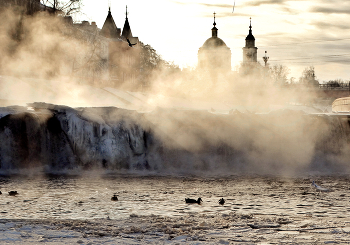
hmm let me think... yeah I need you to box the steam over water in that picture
[1,6,350,244]
[1,4,349,177]
[1,103,350,176]
[1,104,349,243]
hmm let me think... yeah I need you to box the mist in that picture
[0,6,349,177]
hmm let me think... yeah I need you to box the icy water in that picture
[0,174,349,220]
[0,174,350,244]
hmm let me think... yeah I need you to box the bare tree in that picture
[299,66,319,86]
[40,0,82,16]
[138,42,164,87]
[269,64,290,85]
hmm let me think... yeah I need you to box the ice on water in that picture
[0,176,349,244]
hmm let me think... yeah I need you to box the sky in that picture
[78,0,350,82]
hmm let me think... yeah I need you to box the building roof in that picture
[101,7,120,39]
[245,18,255,41]
[121,6,133,40]
[202,37,228,48]
[201,13,228,49]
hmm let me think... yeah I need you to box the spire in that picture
[245,17,255,41]
[122,5,133,39]
[213,11,216,27]
[249,17,252,35]
[101,6,121,39]
[211,11,218,37]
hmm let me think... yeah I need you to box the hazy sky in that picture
[79,0,350,82]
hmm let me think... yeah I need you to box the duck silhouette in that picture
[8,191,18,196]
[185,197,202,204]
[111,194,118,201]
[218,198,225,205]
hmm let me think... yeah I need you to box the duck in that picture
[185,197,202,204]
[311,181,330,192]
[111,194,118,201]
[8,191,18,196]
[218,198,225,205]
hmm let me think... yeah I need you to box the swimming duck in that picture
[219,198,225,205]
[8,191,18,196]
[111,194,118,201]
[312,181,330,192]
[185,197,202,204]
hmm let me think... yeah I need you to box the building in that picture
[332,97,350,113]
[59,6,141,89]
[100,7,141,90]
[242,18,258,64]
[100,7,121,39]
[239,18,260,75]
[69,20,110,84]
[197,13,231,72]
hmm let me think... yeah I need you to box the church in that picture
[243,18,258,64]
[241,18,259,74]
[65,6,141,89]
[197,13,231,72]
[100,6,141,89]
[198,14,258,73]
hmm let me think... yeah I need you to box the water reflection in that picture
[43,176,78,190]
[0,175,348,221]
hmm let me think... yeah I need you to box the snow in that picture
[73,85,129,108]
[104,87,147,109]
[268,104,323,114]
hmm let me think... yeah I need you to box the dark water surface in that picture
[0,174,349,222]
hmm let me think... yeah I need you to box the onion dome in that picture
[246,17,255,41]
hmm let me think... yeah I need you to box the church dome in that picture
[246,32,255,41]
[197,12,232,72]
[202,36,228,48]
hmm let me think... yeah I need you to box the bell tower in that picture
[242,18,258,64]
